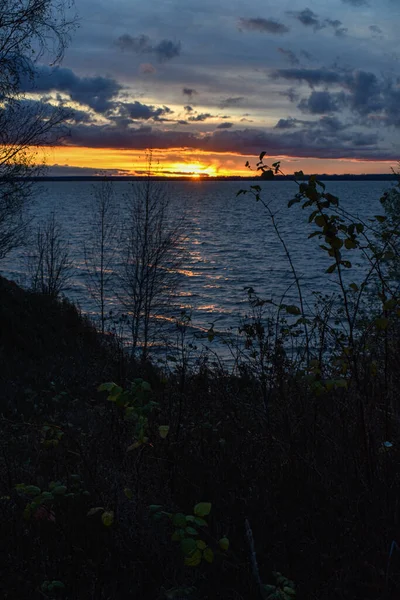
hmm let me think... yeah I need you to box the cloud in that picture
[47,165,130,177]
[325,19,347,36]
[21,65,122,115]
[298,91,346,114]
[369,25,383,39]
[274,117,298,129]
[272,68,342,87]
[279,87,300,103]
[216,122,233,129]
[183,88,197,97]
[238,17,289,35]
[288,8,325,31]
[115,33,181,62]
[277,48,299,66]
[121,101,173,121]
[275,66,400,127]
[220,96,244,108]
[188,113,213,121]
[62,119,392,162]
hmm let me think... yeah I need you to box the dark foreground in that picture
[0,276,399,600]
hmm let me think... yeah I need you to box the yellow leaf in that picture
[158,425,170,439]
[219,537,229,551]
[203,547,214,563]
[184,549,202,566]
[124,488,133,500]
[101,510,114,527]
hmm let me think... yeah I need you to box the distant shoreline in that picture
[22,174,399,182]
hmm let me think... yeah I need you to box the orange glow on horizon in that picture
[42,146,398,177]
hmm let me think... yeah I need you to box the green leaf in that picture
[349,283,359,292]
[196,540,207,550]
[375,215,387,223]
[194,502,211,517]
[315,215,325,228]
[345,238,357,250]
[173,513,187,528]
[186,526,198,535]
[341,260,352,268]
[181,537,197,556]
[194,517,208,527]
[158,425,170,439]
[53,486,67,496]
[219,537,229,551]
[326,263,336,274]
[149,504,163,513]
[101,510,114,527]
[288,197,300,208]
[25,485,41,496]
[261,585,277,598]
[203,547,214,563]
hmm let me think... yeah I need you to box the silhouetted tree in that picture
[0,0,76,260]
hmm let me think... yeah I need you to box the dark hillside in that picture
[1,278,400,600]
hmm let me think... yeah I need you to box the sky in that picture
[27,0,400,176]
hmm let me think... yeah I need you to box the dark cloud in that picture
[220,96,244,108]
[275,66,400,127]
[238,17,289,35]
[274,117,298,129]
[345,70,382,115]
[288,8,325,31]
[277,48,299,66]
[182,88,197,97]
[216,122,233,129]
[115,33,181,62]
[121,101,173,121]
[47,165,130,177]
[21,65,122,114]
[318,116,346,131]
[288,9,347,35]
[325,19,347,36]
[272,68,342,88]
[369,25,383,39]
[298,90,346,114]
[188,113,213,121]
[184,105,194,112]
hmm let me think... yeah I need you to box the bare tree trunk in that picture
[119,153,185,362]
[84,178,118,334]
